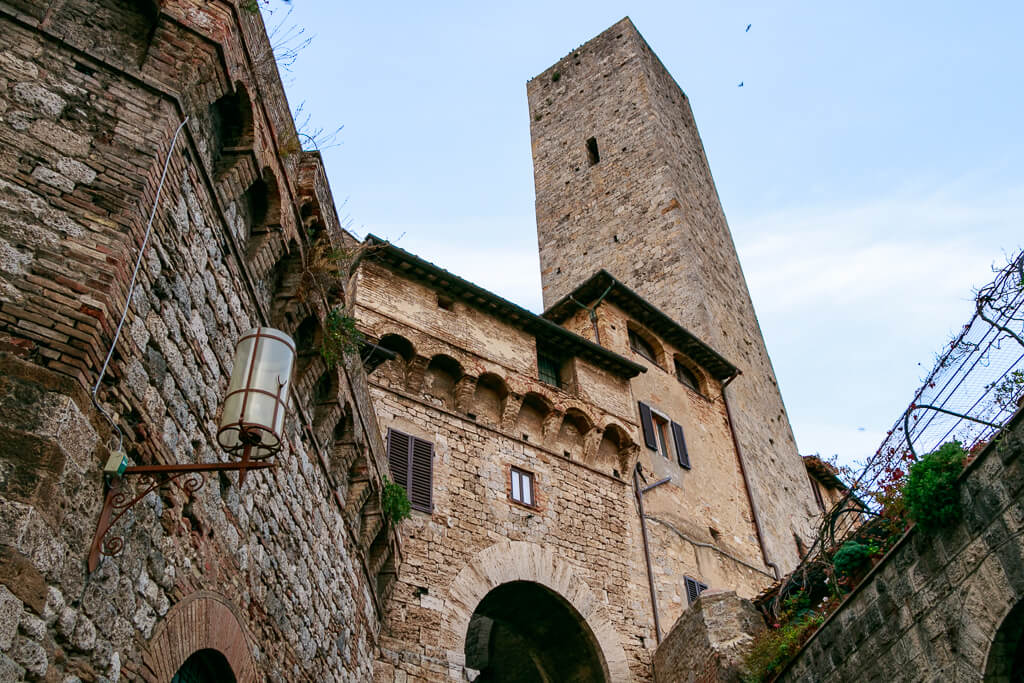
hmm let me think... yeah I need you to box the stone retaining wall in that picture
[780,411,1024,681]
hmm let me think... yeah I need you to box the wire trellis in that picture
[777,250,1024,607]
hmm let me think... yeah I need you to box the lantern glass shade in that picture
[217,327,296,459]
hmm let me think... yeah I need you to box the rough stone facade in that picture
[652,591,765,683]
[780,412,1024,682]
[352,252,653,680]
[0,1,397,680]
[0,5,886,682]
[551,291,776,629]
[528,17,819,573]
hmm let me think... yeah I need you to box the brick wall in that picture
[0,1,396,680]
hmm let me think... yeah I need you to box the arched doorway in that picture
[143,591,256,682]
[171,648,237,683]
[466,581,607,682]
[985,598,1024,681]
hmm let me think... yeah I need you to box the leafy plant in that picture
[321,309,363,367]
[741,612,825,682]
[779,590,811,622]
[551,71,561,82]
[988,369,1024,412]
[832,540,878,578]
[903,441,965,533]
[381,477,411,523]
[240,0,261,13]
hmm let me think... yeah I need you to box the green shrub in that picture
[779,590,811,621]
[832,540,878,578]
[903,441,965,533]
[741,613,825,682]
[381,477,411,524]
[321,309,364,368]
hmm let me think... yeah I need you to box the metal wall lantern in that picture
[88,327,296,572]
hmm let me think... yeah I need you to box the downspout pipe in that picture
[634,464,667,644]
[569,283,614,345]
[721,371,781,580]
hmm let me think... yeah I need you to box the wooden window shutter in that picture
[387,429,410,490]
[638,402,657,450]
[671,421,690,469]
[685,576,708,605]
[409,436,434,512]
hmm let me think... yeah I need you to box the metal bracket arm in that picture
[87,459,274,572]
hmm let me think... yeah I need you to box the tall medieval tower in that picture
[527,17,818,572]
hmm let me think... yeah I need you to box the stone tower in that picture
[527,17,818,572]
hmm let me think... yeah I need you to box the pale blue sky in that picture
[263,1,1023,465]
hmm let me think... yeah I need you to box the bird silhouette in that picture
[745,24,751,32]
[738,82,744,87]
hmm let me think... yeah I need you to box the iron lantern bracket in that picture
[87,457,275,573]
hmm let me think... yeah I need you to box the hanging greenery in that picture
[381,477,411,524]
[320,309,363,368]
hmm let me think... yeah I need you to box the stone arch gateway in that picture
[443,540,632,682]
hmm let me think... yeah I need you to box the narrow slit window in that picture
[586,137,600,165]
[652,414,671,459]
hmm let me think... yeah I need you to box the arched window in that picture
[674,357,701,394]
[628,327,659,365]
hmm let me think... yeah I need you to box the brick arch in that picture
[443,540,633,682]
[142,590,256,682]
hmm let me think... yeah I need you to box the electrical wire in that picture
[90,116,190,455]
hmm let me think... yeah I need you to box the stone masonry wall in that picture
[354,260,658,680]
[527,16,819,573]
[780,412,1024,681]
[0,2,397,680]
[560,302,774,632]
[652,590,766,683]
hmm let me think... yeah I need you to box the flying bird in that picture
[738,82,744,87]
[745,24,751,32]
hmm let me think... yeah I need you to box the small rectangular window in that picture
[685,576,708,605]
[537,351,562,388]
[510,467,535,506]
[653,414,670,459]
[586,136,600,165]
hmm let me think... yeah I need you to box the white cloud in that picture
[733,185,1024,464]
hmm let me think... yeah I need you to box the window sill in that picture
[508,497,540,512]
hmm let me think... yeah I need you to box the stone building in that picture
[359,17,821,681]
[0,3,824,682]
[0,1,399,680]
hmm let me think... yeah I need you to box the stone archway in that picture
[142,591,257,682]
[444,540,632,682]
[467,580,607,681]
[985,596,1024,681]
